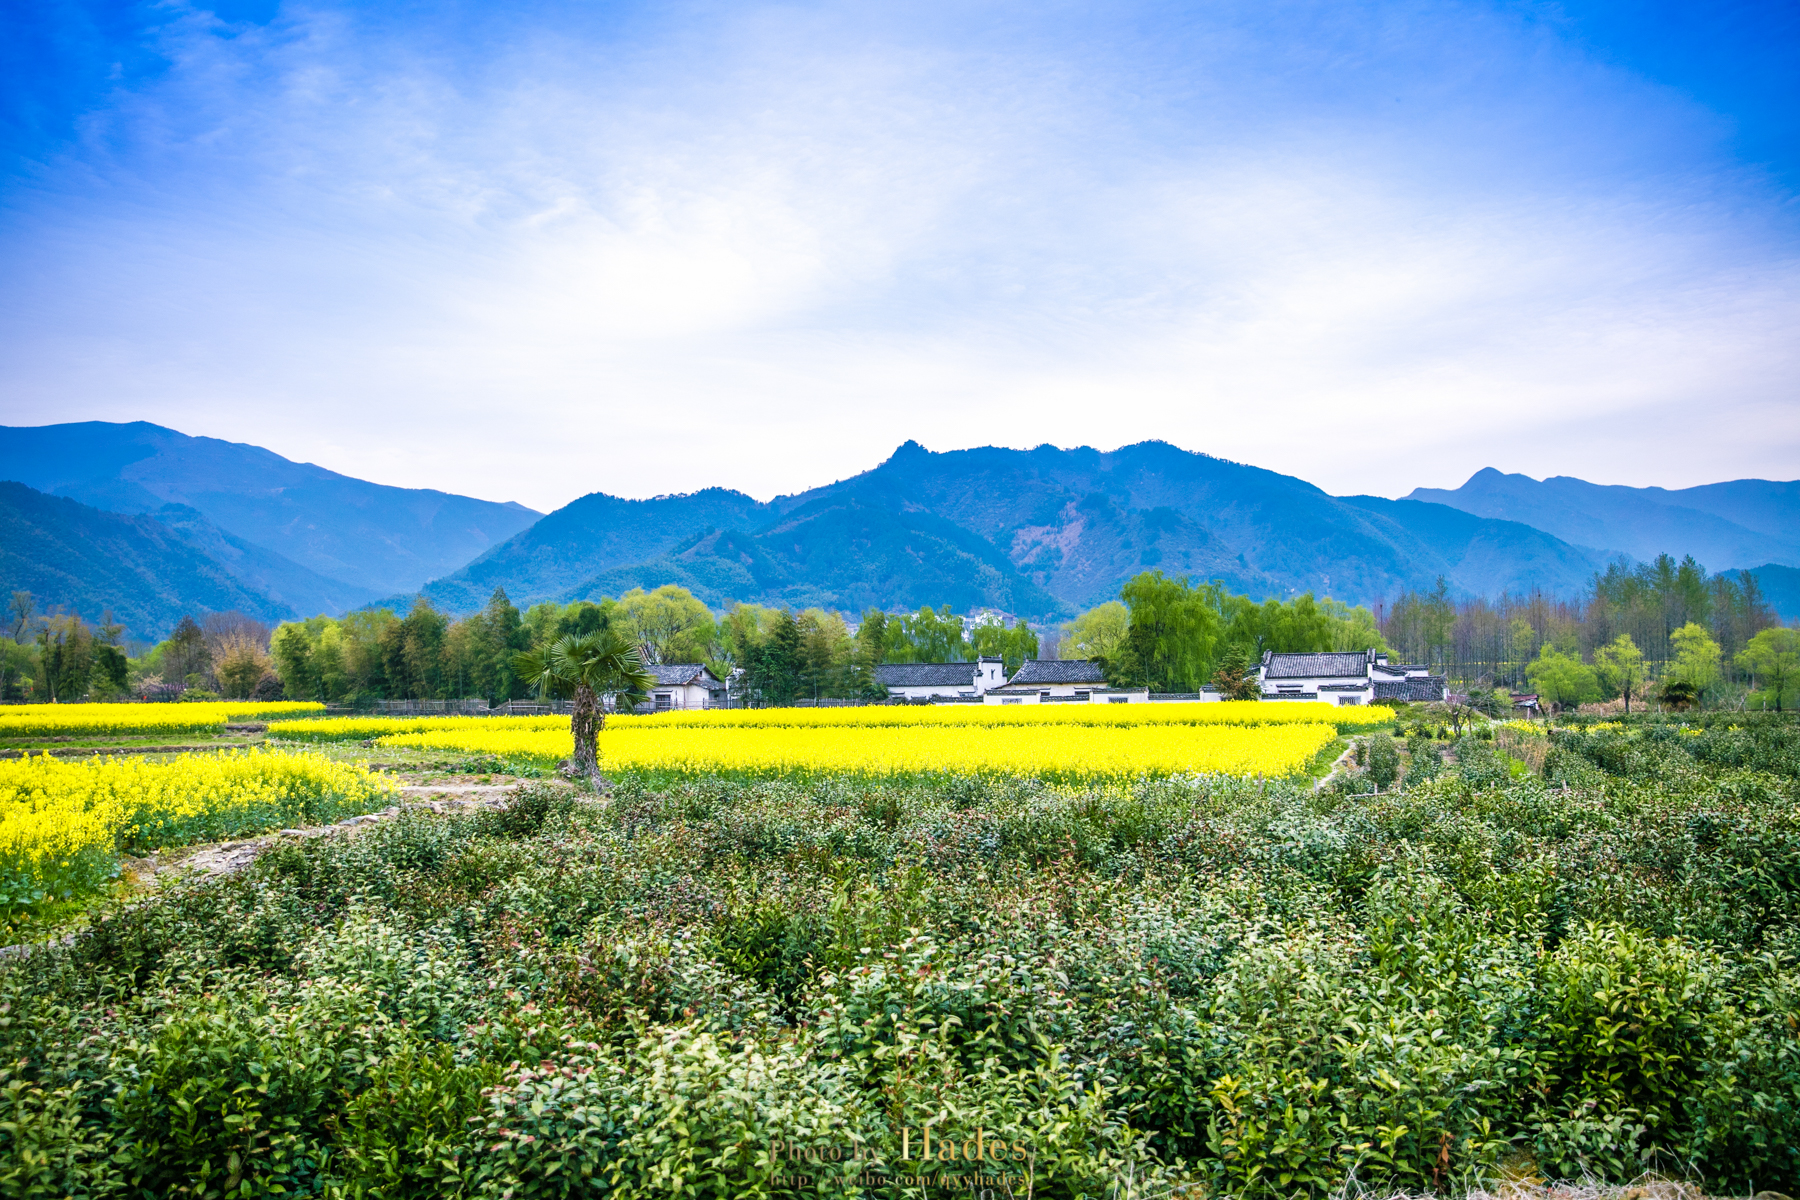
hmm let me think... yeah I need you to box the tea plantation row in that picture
[3,720,1798,1197]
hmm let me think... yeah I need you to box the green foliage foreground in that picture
[4,725,1800,1197]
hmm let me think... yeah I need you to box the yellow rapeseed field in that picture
[627,699,1392,731]
[276,699,1388,743]
[0,701,326,741]
[0,750,393,908]
[378,717,1340,780]
[271,714,569,742]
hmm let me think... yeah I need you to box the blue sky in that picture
[2,0,1795,510]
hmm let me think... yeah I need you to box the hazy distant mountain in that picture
[0,421,541,596]
[420,440,1612,615]
[146,504,379,617]
[0,482,294,638]
[1407,469,1800,571]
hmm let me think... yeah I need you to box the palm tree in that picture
[512,630,654,783]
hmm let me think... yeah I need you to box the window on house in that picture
[1074,690,1091,701]
[654,692,672,709]
[1109,696,1129,704]
[1337,696,1360,705]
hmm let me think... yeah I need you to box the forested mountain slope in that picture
[419,441,1611,614]
[0,482,294,637]
[421,488,768,612]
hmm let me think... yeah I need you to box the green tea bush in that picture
[1366,732,1400,790]
[1,724,1798,1195]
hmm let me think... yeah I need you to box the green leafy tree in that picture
[1737,628,1800,712]
[1063,601,1129,662]
[853,610,889,692]
[795,608,854,700]
[459,588,532,704]
[1225,592,1334,654]
[272,624,318,701]
[744,610,803,703]
[90,643,129,699]
[1319,597,1390,653]
[1366,733,1400,791]
[162,616,211,694]
[1112,572,1221,692]
[615,586,715,665]
[36,615,95,703]
[889,605,967,663]
[1211,643,1261,700]
[554,599,612,640]
[1525,645,1600,712]
[0,639,35,702]
[512,630,652,782]
[214,635,272,700]
[968,617,1039,675]
[1464,686,1507,717]
[1592,634,1646,713]
[1667,622,1722,707]
[380,599,448,699]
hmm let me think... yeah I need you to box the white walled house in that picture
[874,657,1008,701]
[1258,650,1446,705]
[647,664,727,710]
[983,659,1149,704]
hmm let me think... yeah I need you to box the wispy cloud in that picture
[2,0,1795,507]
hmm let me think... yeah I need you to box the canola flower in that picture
[611,700,1392,732]
[278,699,1388,743]
[270,714,569,742]
[0,701,325,741]
[377,720,1339,781]
[0,750,393,909]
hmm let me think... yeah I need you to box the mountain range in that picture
[0,422,539,597]
[4,421,1797,637]
[424,441,1616,617]
[1408,469,1800,572]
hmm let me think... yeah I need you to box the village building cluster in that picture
[639,652,1447,709]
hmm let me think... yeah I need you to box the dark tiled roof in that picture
[1008,659,1107,685]
[650,664,716,687]
[1263,651,1371,680]
[1372,676,1447,702]
[874,662,979,688]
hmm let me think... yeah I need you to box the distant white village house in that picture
[646,648,1443,711]
[1257,650,1446,705]
[982,659,1148,704]
[646,663,727,710]
[871,657,1148,703]
[871,658,1008,702]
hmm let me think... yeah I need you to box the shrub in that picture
[1365,733,1399,790]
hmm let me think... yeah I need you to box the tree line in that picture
[0,584,1047,706]
[7,550,1793,712]
[1379,554,1797,709]
[1063,573,1388,694]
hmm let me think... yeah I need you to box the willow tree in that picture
[512,630,653,782]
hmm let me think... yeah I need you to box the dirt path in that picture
[1313,741,1359,792]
